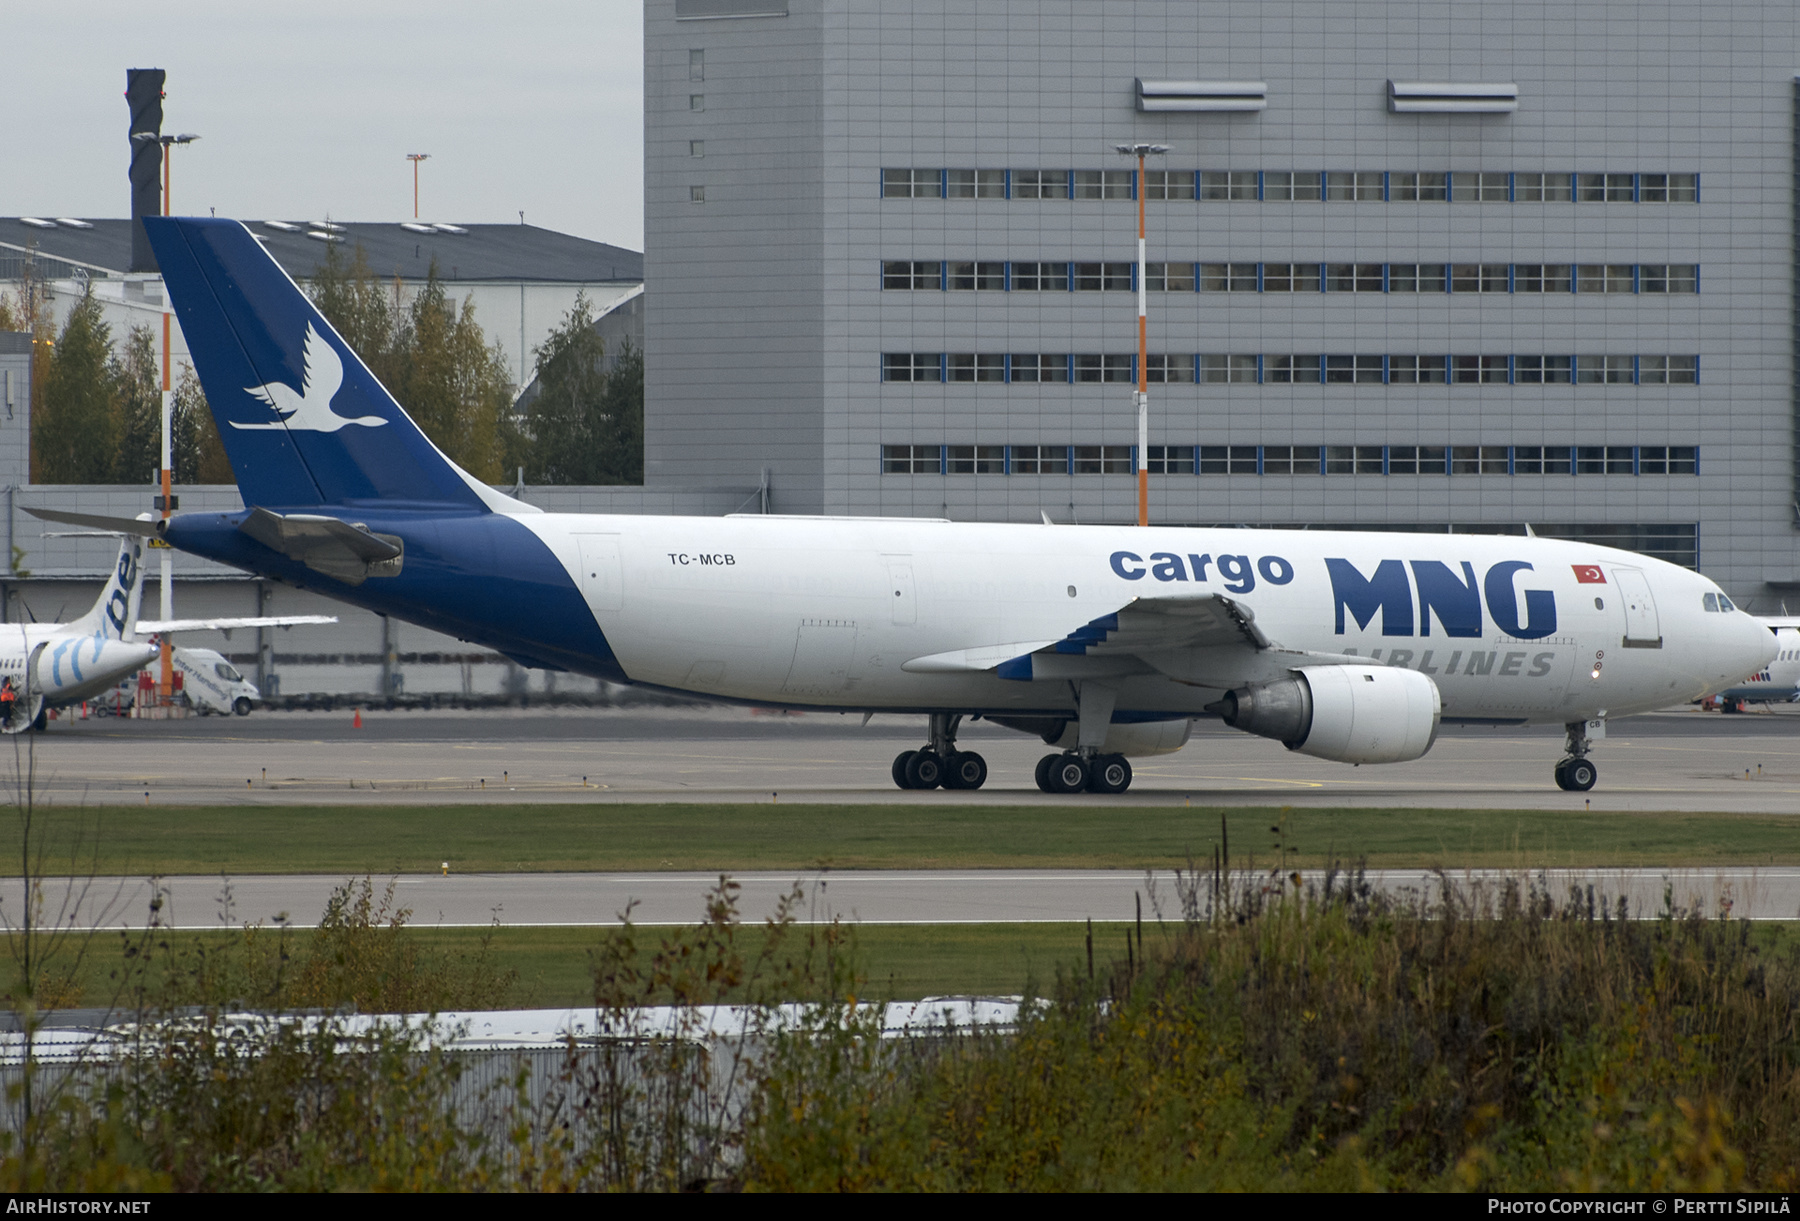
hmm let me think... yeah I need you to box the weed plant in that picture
[743,865,1800,1191]
[3,867,1798,1190]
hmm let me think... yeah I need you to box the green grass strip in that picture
[41,922,1102,1010]
[4,801,1797,877]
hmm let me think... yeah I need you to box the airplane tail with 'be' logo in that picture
[142,216,532,516]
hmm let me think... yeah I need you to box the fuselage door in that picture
[574,533,624,613]
[1611,567,1662,649]
[883,556,916,626]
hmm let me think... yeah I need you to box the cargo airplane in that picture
[37,217,1772,792]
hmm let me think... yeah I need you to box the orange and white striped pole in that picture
[1135,148,1149,527]
[1117,143,1168,528]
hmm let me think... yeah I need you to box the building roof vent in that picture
[1387,81,1518,113]
[1136,79,1267,112]
[54,218,93,230]
[263,220,302,232]
[18,217,57,230]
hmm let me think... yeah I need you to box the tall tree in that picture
[34,292,117,484]
[595,339,644,485]
[522,294,644,485]
[387,267,511,483]
[112,324,162,484]
[171,363,233,484]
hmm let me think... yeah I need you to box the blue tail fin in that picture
[144,216,525,513]
[67,536,146,642]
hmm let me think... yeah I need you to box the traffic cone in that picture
[353,708,362,729]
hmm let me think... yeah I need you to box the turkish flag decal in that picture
[1572,565,1607,584]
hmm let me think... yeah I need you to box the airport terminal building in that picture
[646,0,1800,600]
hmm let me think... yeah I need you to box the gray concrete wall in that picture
[645,0,827,511]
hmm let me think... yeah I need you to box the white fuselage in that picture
[510,515,1773,725]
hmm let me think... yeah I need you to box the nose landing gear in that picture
[1554,720,1599,792]
[891,712,988,791]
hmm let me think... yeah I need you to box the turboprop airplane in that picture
[36,216,1772,792]
[0,525,336,732]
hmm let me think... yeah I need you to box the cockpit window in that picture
[1702,592,1719,612]
[1719,595,1735,612]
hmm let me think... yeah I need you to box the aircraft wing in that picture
[137,615,339,634]
[904,593,1279,676]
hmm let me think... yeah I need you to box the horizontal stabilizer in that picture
[138,615,339,634]
[238,507,403,586]
[24,507,160,537]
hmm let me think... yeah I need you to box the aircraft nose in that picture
[1724,612,1778,681]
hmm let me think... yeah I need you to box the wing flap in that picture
[902,593,1273,680]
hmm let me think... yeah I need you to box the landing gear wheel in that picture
[941,751,988,791]
[1035,754,1056,793]
[1044,754,1089,794]
[1086,754,1132,794]
[891,750,918,790]
[1561,757,1598,792]
[31,709,46,733]
[904,749,944,790]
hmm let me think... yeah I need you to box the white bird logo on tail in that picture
[234,322,387,432]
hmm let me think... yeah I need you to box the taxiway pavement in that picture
[10,702,1800,813]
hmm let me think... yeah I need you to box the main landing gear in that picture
[1034,751,1133,795]
[1554,720,1598,792]
[891,712,988,791]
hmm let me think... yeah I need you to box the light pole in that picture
[132,130,199,702]
[408,154,430,218]
[1115,142,1168,528]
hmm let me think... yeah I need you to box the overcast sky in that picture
[6,1,645,250]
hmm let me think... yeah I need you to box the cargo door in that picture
[781,619,858,696]
[1611,567,1662,649]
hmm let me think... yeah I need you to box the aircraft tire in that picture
[1087,754,1132,794]
[905,750,944,790]
[942,751,988,791]
[1045,755,1088,794]
[31,710,46,733]
[1034,754,1057,792]
[233,697,253,717]
[891,751,917,790]
[1563,758,1598,792]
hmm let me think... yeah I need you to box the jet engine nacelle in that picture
[1211,664,1441,764]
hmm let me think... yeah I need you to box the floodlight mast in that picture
[408,154,430,219]
[1115,142,1169,527]
[131,128,201,699]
